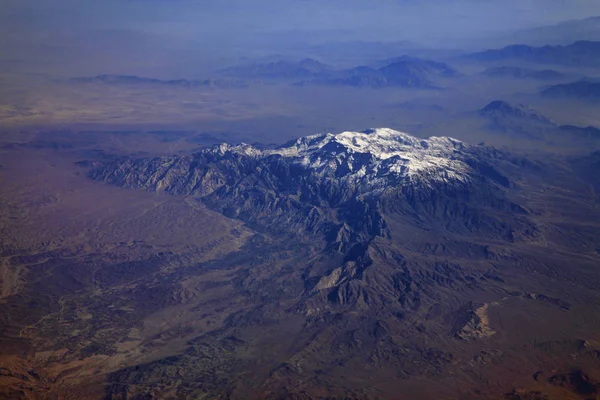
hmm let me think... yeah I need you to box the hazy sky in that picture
[3,0,600,43]
[1,0,599,77]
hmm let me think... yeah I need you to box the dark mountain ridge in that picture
[541,80,600,100]
[467,40,600,66]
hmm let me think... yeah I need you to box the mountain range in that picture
[92,128,520,242]
[2,125,600,399]
[86,127,600,399]
[467,40,600,67]
[305,57,459,89]
[69,74,251,88]
[223,56,460,89]
[70,56,460,91]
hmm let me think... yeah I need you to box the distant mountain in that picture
[310,65,389,88]
[219,58,333,80]
[466,41,600,67]
[292,40,423,64]
[479,101,553,123]
[558,125,600,139]
[479,100,600,143]
[479,101,555,136]
[70,74,250,88]
[481,66,567,80]
[541,80,600,100]
[378,57,458,85]
[375,56,461,77]
[70,56,460,90]
[296,57,459,89]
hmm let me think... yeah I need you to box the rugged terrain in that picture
[93,129,600,399]
[1,128,596,399]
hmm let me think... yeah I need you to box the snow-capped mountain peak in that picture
[211,129,472,189]
[259,128,471,188]
[268,128,463,158]
[96,128,477,205]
